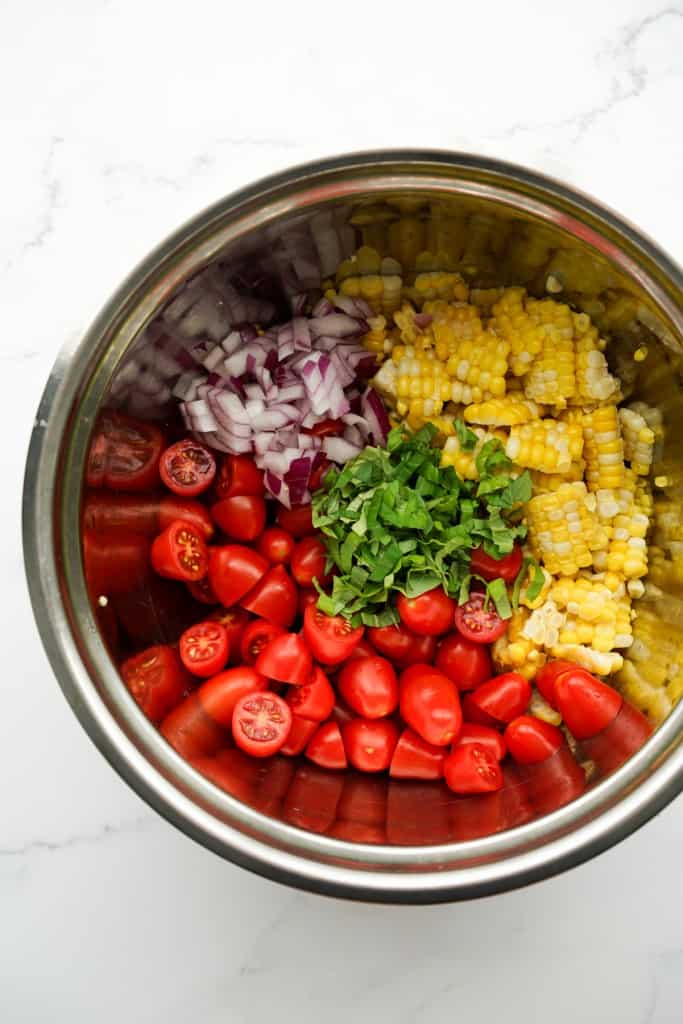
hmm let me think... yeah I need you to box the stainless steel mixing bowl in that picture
[23,151,683,902]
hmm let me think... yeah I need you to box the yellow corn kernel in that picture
[362,314,394,357]
[408,271,468,305]
[505,419,583,474]
[583,405,625,492]
[527,482,608,576]
[464,396,541,427]
[522,298,576,409]
[550,644,624,676]
[619,407,656,476]
[529,688,562,725]
[573,313,621,405]
[492,609,546,680]
[489,287,544,377]
[529,463,586,495]
[441,427,507,480]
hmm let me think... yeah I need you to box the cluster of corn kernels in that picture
[616,605,683,723]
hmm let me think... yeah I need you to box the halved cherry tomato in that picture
[208,544,268,607]
[83,492,214,540]
[232,691,292,758]
[505,716,563,764]
[240,620,286,665]
[86,411,164,492]
[197,666,266,726]
[309,457,332,492]
[290,536,331,587]
[469,543,523,583]
[83,529,150,598]
[280,714,318,756]
[151,519,208,582]
[389,728,446,780]
[120,644,189,723]
[454,723,507,762]
[302,418,343,437]
[257,527,295,565]
[367,623,437,667]
[255,633,312,686]
[454,592,508,643]
[298,588,319,618]
[179,621,229,678]
[286,666,335,722]
[338,656,398,719]
[240,565,297,628]
[397,587,456,636]
[161,693,228,759]
[276,503,314,538]
[303,605,364,665]
[399,664,462,746]
[535,660,577,706]
[466,672,531,724]
[342,718,400,773]
[215,455,264,499]
[187,575,219,605]
[435,632,493,690]
[443,743,503,794]
[208,607,251,663]
[160,438,216,497]
[210,495,266,542]
[553,670,623,740]
[305,721,347,769]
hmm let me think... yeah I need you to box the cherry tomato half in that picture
[210,495,266,542]
[232,691,292,758]
[367,623,436,668]
[257,527,295,565]
[240,619,286,666]
[86,410,164,492]
[151,519,208,582]
[208,607,251,664]
[280,714,318,756]
[466,672,532,724]
[255,633,312,686]
[179,621,229,678]
[197,666,266,726]
[469,543,523,583]
[435,633,493,690]
[342,718,400,773]
[187,575,219,605]
[208,544,268,607]
[454,592,508,643]
[290,536,331,588]
[276,503,314,538]
[454,723,507,762]
[215,455,264,499]
[399,664,462,747]
[505,716,563,764]
[239,565,298,629]
[443,743,503,795]
[397,587,456,636]
[160,438,216,497]
[303,605,364,665]
[338,656,398,719]
[389,728,446,780]
[553,670,623,740]
[535,660,577,706]
[286,666,335,722]
[121,644,189,723]
[305,721,347,770]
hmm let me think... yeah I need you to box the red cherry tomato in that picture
[467,672,532,724]
[505,715,563,764]
[157,496,214,539]
[399,664,462,747]
[151,519,208,582]
[454,592,508,643]
[305,721,347,770]
[535,660,577,706]
[208,607,251,664]
[240,565,298,629]
[86,411,164,492]
[342,718,400,773]
[462,692,500,728]
[367,623,436,667]
[435,632,493,690]
[215,455,264,499]
[298,588,319,618]
[302,418,343,437]
[276,503,314,538]
[397,587,456,636]
[208,544,268,607]
[553,670,623,740]
[197,666,266,726]
[302,605,364,665]
[160,438,216,497]
[179,621,229,678]
[342,638,376,662]
[389,728,446,780]
[443,743,503,794]
[240,619,286,665]
[232,691,292,758]
[120,644,189,723]
[83,492,214,540]
[257,527,295,565]
[83,529,150,598]
[286,666,335,722]
[161,693,227,760]
[255,633,312,686]
[290,536,331,587]
[338,656,398,719]
[280,714,318,756]
[308,457,332,492]
[210,495,267,542]
[454,722,507,761]
[187,575,219,605]
[469,544,523,583]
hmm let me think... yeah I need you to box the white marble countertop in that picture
[4,1,683,1020]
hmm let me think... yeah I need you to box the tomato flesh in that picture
[240,619,286,666]
[303,605,364,665]
[454,592,508,643]
[121,644,189,723]
[210,495,266,542]
[435,632,492,690]
[255,633,313,686]
[469,544,523,583]
[305,721,347,770]
[399,664,462,746]
[285,666,335,722]
[208,607,251,664]
[151,519,209,582]
[396,587,456,636]
[444,743,503,794]
[232,691,292,757]
[160,439,216,497]
[179,621,229,678]
[338,656,399,719]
